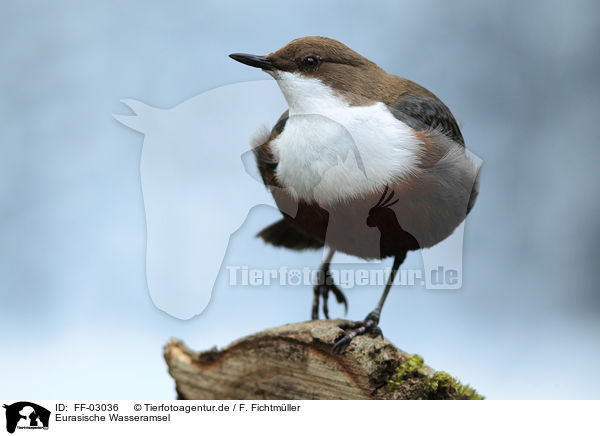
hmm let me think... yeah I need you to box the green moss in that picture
[427,371,454,393]
[386,355,484,400]
[425,371,484,400]
[386,354,427,391]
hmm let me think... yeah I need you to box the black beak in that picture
[229,53,273,70]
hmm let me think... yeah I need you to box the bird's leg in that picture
[312,248,348,320]
[331,252,406,354]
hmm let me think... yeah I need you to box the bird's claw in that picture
[311,270,348,320]
[331,311,382,354]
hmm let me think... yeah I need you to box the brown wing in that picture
[253,110,325,250]
[388,95,465,145]
[252,111,288,187]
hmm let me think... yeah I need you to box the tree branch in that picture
[163,319,483,400]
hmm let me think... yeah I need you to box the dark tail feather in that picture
[257,219,323,250]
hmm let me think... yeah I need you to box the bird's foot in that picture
[312,268,348,320]
[331,310,382,354]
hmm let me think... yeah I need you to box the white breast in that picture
[269,72,420,206]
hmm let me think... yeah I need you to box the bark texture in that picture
[163,319,483,400]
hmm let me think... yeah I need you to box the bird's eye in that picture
[302,56,319,70]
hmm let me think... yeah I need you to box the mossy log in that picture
[163,319,483,400]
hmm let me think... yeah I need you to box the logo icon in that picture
[3,402,50,434]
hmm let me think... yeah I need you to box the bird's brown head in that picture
[230,37,391,107]
[271,37,375,75]
[231,37,374,75]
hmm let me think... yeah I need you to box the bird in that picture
[229,36,480,353]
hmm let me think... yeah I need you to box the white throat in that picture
[269,70,342,115]
[268,71,420,205]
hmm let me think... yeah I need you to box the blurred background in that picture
[1,0,599,399]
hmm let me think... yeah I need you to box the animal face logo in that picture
[3,402,50,433]
[113,80,288,319]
